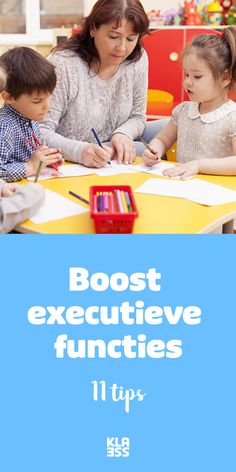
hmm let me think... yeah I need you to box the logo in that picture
[106,437,130,458]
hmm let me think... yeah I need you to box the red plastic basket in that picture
[90,185,138,234]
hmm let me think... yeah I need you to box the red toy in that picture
[184,0,202,25]
[220,0,233,23]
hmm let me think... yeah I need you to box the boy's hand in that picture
[25,146,64,176]
[1,182,20,197]
[163,161,199,179]
[81,144,112,168]
[142,139,165,167]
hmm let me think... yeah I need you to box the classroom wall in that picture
[0,44,52,57]
[41,0,83,15]
[83,0,178,16]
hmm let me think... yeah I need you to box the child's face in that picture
[9,90,52,121]
[183,53,227,107]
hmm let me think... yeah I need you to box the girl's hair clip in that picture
[215,30,224,37]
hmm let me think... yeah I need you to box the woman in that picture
[42,0,167,168]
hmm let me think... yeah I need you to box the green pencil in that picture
[34,160,43,182]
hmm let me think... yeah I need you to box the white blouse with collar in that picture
[171,100,236,163]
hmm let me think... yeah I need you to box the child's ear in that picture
[1,91,15,103]
[221,69,231,88]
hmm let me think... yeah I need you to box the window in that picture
[40,0,83,30]
[0,0,26,34]
[0,0,83,45]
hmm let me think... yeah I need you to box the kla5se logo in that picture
[106,437,130,458]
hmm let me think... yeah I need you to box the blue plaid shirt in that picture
[0,104,42,182]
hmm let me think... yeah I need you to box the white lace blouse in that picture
[41,50,148,163]
[171,100,236,162]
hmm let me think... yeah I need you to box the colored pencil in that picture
[114,189,123,212]
[69,191,89,205]
[99,192,104,212]
[24,136,37,150]
[34,160,43,182]
[33,134,59,171]
[103,192,109,212]
[125,191,133,212]
[32,133,42,147]
[91,128,103,147]
[24,134,59,171]
[138,136,159,158]
[91,128,111,165]
[93,190,135,214]
[121,191,128,213]
[93,194,98,212]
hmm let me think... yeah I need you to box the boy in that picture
[0,47,63,182]
[0,65,45,233]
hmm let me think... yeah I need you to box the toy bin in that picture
[90,185,138,234]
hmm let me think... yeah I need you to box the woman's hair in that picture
[0,47,56,98]
[182,27,236,90]
[54,0,149,66]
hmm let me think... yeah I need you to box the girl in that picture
[142,27,236,178]
[41,0,167,168]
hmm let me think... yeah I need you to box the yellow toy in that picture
[206,1,223,25]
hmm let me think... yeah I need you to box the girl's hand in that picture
[142,138,164,167]
[143,152,161,167]
[1,182,20,197]
[25,146,63,177]
[81,144,112,168]
[111,133,136,164]
[163,161,200,179]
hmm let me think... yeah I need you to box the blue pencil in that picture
[125,191,133,213]
[91,128,103,147]
[99,192,103,212]
[91,128,111,165]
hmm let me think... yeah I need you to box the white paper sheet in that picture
[130,161,195,179]
[30,189,89,223]
[26,160,190,181]
[27,164,96,181]
[135,178,236,206]
[131,161,177,176]
[59,164,96,177]
[95,160,135,176]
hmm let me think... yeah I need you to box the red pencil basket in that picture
[90,185,138,234]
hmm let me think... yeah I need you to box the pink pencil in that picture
[115,189,124,213]
[31,133,59,171]
[32,133,42,147]
[93,194,98,212]
[24,136,37,150]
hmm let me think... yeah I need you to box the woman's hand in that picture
[25,146,64,177]
[111,133,136,164]
[163,160,200,178]
[81,144,112,168]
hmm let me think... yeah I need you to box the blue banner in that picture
[0,235,235,471]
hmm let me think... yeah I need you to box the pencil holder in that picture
[90,185,138,234]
